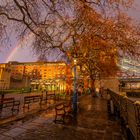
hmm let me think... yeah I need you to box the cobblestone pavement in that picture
[0,95,123,140]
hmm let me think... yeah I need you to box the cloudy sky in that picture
[0,0,139,63]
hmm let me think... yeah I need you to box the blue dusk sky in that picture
[0,0,140,63]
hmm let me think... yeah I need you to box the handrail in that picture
[107,89,140,140]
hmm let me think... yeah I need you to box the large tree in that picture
[0,0,138,53]
[68,3,139,91]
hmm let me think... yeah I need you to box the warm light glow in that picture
[96,88,100,93]
[74,59,77,65]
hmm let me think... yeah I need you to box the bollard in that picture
[114,107,120,119]
[0,93,5,114]
[110,100,114,114]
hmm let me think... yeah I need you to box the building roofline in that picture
[6,61,66,65]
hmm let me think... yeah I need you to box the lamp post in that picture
[73,56,77,116]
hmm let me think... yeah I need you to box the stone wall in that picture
[10,77,30,89]
[95,78,119,93]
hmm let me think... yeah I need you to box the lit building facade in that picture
[0,61,91,92]
[9,61,72,91]
[0,63,11,89]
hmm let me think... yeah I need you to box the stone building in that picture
[9,61,72,91]
[0,63,11,89]
[0,61,91,92]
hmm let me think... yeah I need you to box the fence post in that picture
[110,100,114,114]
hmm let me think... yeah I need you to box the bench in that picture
[0,98,20,116]
[46,93,56,104]
[54,101,72,124]
[23,95,43,110]
[55,94,72,102]
[64,101,73,115]
[41,92,56,105]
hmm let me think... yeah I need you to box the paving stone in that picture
[0,129,5,133]
[19,122,38,130]
[31,118,46,125]
[3,127,26,137]
[0,134,13,140]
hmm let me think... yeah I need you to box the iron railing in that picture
[107,89,140,140]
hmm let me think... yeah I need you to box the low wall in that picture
[108,89,140,140]
[95,78,119,93]
[10,78,30,89]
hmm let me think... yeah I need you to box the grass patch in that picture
[0,88,31,94]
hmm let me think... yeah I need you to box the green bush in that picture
[0,87,31,94]
[0,89,21,94]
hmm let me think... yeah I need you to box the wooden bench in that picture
[54,102,65,123]
[23,95,43,110]
[41,91,48,104]
[0,98,20,116]
[41,92,56,105]
[55,94,72,102]
[64,101,73,115]
[54,101,72,124]
[46,93,56,104]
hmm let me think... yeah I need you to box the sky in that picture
[0,0,140,63]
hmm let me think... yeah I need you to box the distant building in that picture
[0,63,11,89]
[8,61,72,91]
[119,58,140,77]
[0,61,90,91]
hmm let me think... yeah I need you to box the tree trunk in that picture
[90,78,96,96]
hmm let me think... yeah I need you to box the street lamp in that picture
[73,55,77,116]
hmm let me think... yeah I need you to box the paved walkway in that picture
[0,95,123,140]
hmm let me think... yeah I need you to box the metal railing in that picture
[107,89,140,140]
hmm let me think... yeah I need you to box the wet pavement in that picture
[0,95,124,140]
